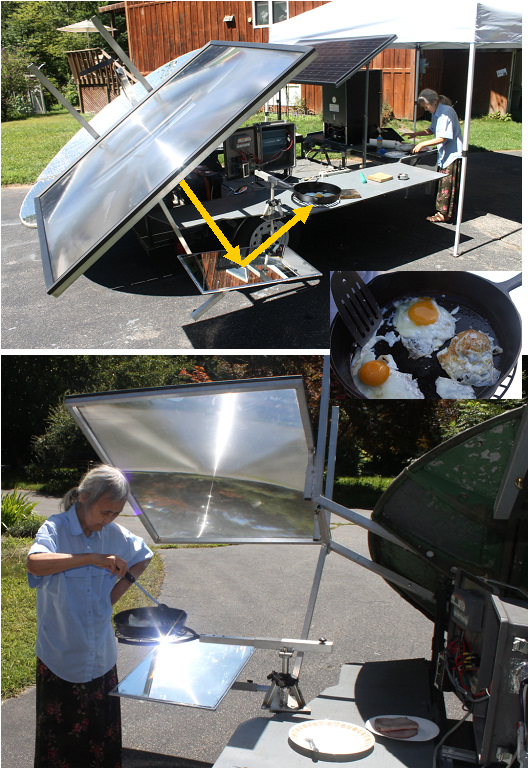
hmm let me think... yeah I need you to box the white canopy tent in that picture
[270,0,522,257]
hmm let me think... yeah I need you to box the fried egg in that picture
[351,344,424,399]
[435,377,476,399]
[437,329,502,386]
[393,297,456,359]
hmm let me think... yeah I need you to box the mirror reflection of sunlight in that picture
[198,393,238,537]
[153,642,200,705]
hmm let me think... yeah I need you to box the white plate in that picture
[289,719,375,760]
[366,714,440,742]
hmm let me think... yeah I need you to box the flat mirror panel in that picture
[35,41,316,296]
[21,53,199,227]
[66,379,317,543]
[111,639,254,709]
[178,247,322,294]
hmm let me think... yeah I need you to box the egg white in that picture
[351,345,424,399]
[435,377,476,399]
[392,298,456,359]
[437,330,502,386]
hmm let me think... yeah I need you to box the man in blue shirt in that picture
[28,464,153,768]
[404,88,463,223]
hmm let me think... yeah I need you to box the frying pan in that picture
[292,181,341,205]
[330,272,521,399]
[114,571,188,641]
[113,606,188,642]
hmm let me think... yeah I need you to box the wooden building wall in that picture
[124,1,328,73]
[122,2,513,119]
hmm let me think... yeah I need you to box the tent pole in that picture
[362,60,369,167]
[413,46,421,132]
[453,41,476,257]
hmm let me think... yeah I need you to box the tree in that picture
[1,47,34,120]
[1,2,128,88]
[1,356,198,472]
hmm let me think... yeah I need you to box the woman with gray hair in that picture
[404,88,463,223]
[27,464,153,768]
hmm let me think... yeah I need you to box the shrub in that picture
[486,111,512,122]
[4,515,47,538]
[1,489,38,533]
[381,102,395,126]
[1,48,33,121]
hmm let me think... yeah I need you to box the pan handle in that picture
[493,272,522,295]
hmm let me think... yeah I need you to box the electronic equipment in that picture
[224,125,259,180]
[257,121,296,174]
[323,70,382,146]
[223,122,296,180]
[437,570,528,765]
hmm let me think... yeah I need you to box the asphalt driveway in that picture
[1,150,521,350]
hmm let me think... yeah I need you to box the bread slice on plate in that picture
[374,716,419,739]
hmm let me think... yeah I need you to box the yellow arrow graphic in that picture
[179,179,313,267]
[179,180,241,263]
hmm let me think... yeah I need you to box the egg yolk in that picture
[359,359,390,387]
[408,298,439,325]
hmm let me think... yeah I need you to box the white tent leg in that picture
[453,41,476,257]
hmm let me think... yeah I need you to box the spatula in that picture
[331,271,383,346]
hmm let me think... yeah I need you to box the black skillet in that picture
[293,181,341,205]
[113,606,188,642]
[330,272,522,399]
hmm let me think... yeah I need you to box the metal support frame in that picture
[200,634,333,713]
[89,15,153,94]
[158,199,192,254]
[286,355,435,679]
[28,65,100,140]
[157,198,230,322]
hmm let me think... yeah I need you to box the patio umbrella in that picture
[57,19,116,47]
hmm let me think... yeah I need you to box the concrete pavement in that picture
[2,496,458,767]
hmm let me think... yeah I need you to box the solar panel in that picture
[35,41,316,297]
[293,35,396,87]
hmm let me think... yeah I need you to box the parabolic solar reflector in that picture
[35,40,317,296]
[293,36,396,87]
[65,378,317,544]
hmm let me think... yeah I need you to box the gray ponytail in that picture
[417,89,453,108]
[61,464,129,511]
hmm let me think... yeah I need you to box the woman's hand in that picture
[92,553,128,577]
[412,141,427,154]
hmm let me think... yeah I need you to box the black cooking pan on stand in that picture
[292,181,341,205]
[113,571,191,643]
[330,272,521,399]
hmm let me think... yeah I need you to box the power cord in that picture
[432,706,472,768]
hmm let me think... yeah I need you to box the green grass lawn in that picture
[1,108,521,186]
[1,108,86,185]
[1,537,164,699]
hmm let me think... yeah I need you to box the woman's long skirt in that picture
[436,158,462,221]
[34,659,122,768]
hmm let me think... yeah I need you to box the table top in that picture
[212,659,439,768]
[165,161,444,231]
